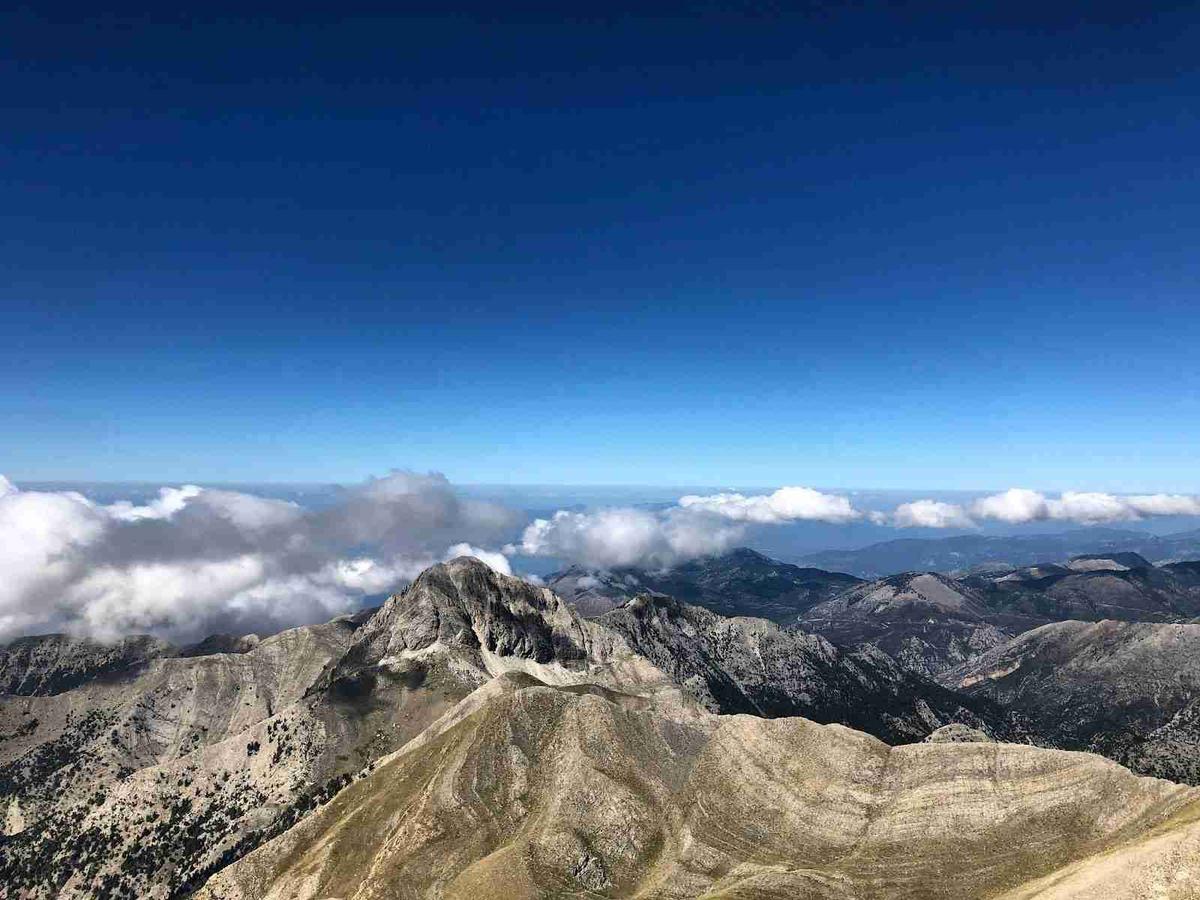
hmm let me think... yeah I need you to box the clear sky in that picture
[4,2,1198,489]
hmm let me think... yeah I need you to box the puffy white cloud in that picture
[106,485,203,521]
[444,543,512,575]
[0,487,109,638]
[1123,494,1200,518]
[677,486,861,524]
[512,485,858,570]
[888,499,977,529]
[968,489,1200,525]
[969,488,1053,523]
[881,488,1200,528]
[511,505,746,570]
[0,471,517,644]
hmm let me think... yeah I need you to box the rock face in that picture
[0,633,173,696]
[547,547,862,623]
[598,593,1018,744]
[798,571,1014,677]
[0,614,371,898]
[196,674,1200,900]
[943,619,1200,784]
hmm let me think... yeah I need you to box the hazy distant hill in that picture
[798,528,1200,578]
[547,548,861,623]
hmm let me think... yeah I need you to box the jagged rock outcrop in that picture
[196,674,1200,900]
[943,619,1200,784]
[547,547,862,623]
[599,592,1018,743]
[0,633,173,696]
[798,571,1014,676]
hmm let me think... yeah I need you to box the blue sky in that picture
[4,2,1199,489]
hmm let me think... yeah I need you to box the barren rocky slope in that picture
[597,592,1018,743]
[943,619,1200,785]
[197,673,1200,900]
[0,633,174,696]
[797,571,1015,677]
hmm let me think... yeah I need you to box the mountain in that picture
[966,553,1200,623]
[796,571,1014,677]
[196,673,1200,900]
[0,558,993,897]
[0,611,378,898]
[0,633,173,696]
[942,619,1200,784]
[797,556,1200,678]
[547,547,862,623]
[7,556,1200,897]
[596,592,1016,743]
[799,528,1200,579]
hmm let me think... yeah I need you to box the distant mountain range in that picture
[797,527,1200,578]
[547,547,862,623]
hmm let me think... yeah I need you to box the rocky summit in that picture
[3,557,1200,898]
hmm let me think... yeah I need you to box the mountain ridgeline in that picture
[3,551,1200,897]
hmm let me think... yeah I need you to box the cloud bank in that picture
[5,472,1198,643]
[0,472,518,644]
[510,486,860,569]
[881,488,1200,528]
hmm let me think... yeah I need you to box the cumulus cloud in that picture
[510,485,857,570]
[509,506,745,570]
[0,472,517,644]
[969,489,1200,525]
[875,488,1200,528]
[677,486,861,524]
[886,499,978,529]
[444,543,513,575]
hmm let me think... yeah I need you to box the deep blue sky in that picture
[4,2,1199,489]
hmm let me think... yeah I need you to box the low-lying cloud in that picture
[880,499,977,529]
[510,486,860,569]
[882,488,1200,528]
[6,471,1199,643]
[677,487,861,524]
[0,471,518,644]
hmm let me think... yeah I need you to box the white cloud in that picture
[106,485,203,521]
[0,471,517,644]
[1123,494,1200,518]
[677,486,861,524]
[968,489,1200,525]
[881,488,1200,528]
[511,485,859,570]
[444,543,512,575]
[888,499,977,529]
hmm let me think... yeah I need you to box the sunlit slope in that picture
[199,674,1200,900]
